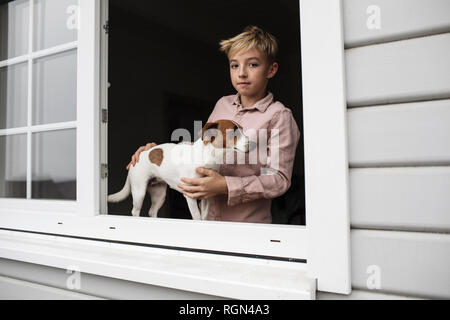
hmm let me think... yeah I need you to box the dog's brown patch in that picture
[202,120,243,148]
[149,148,163,166]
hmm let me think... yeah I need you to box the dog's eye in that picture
[211,136,215,142]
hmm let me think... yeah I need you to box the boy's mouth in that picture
[238,82,251,86]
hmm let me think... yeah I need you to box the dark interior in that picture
[107,0,305,225]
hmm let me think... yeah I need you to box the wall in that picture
[0,258,222,299]
[338,0,450,299]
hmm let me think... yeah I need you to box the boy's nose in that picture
[238,67,247,77]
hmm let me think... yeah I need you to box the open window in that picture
[0,0,101,226]
[105,0,305,226]
[0,0,351,295]
[93,0,311,265]
[0,0,79,213]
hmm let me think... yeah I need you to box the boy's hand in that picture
[126,142,157,170]
[178,168,228,200]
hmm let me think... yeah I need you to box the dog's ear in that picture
[201,122,219,139]
[201,122,223,146]
[230,120,243,130]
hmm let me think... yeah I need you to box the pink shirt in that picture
[206,92,301,224]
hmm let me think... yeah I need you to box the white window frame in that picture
[0,0,351,295]
[0,0,81,214]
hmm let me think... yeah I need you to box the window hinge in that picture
[101,109,108,123]
[103,20,110,34]
[101,163,108,179]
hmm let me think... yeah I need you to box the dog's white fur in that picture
[108,120,251,220]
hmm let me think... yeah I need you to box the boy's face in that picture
[228,48,278,100]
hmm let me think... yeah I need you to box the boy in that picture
[127,26,301,224]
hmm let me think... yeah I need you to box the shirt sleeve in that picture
[224,109,301,206]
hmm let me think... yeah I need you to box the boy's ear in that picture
[267,62,279,79]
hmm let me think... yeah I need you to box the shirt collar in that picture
[233,92,274,113]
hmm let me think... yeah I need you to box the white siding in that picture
[0,275,103,300]
[343,0,450,48]
[344,0,450,299]
[346,33,450,107]
[318,289,423,300]
[0,258,223,300]
[350,167,450,232]
[351,230,450,299]
[0,257,429,300]
[348,100,450,166]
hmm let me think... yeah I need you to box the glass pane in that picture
[0,134,27,198]
[32,49,77,125]
[32,129,76,200]
[0,0,29,60]
[33,0,79,51]
[0,62,28,129]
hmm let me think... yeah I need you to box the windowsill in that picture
[0,229,315,299]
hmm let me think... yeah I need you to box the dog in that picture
[107,120,252,220]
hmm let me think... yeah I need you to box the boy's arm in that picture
[224,109,301,206]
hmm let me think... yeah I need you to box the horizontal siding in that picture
[348,99,450,166]
[344,0,450,301]
[0,258,223,300]
[350,167,450,232]
[343,0,450,48]
[317,288,423,300]
[351,229,450,299]
[0,275,102,300]
[346,33,450,107]
[3,266,424,300]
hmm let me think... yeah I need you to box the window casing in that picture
[0,0,79,213]
[0,0,351,295]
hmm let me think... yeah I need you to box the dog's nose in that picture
[248,141,257,152]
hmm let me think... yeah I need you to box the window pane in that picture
[32,49,77,125]
[32,129,76,200]
[0,62,28,129]
[0,134,27,198]
[0,0,29,60]
[33,0,79,51]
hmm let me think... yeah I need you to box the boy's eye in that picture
[230,63,258,69]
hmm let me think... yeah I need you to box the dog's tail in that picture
[107,176,131,203]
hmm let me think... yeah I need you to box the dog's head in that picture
[201,120,252,153]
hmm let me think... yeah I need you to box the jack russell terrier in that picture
[107,120,253,220]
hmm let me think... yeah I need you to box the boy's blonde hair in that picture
[219,26,278,63]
